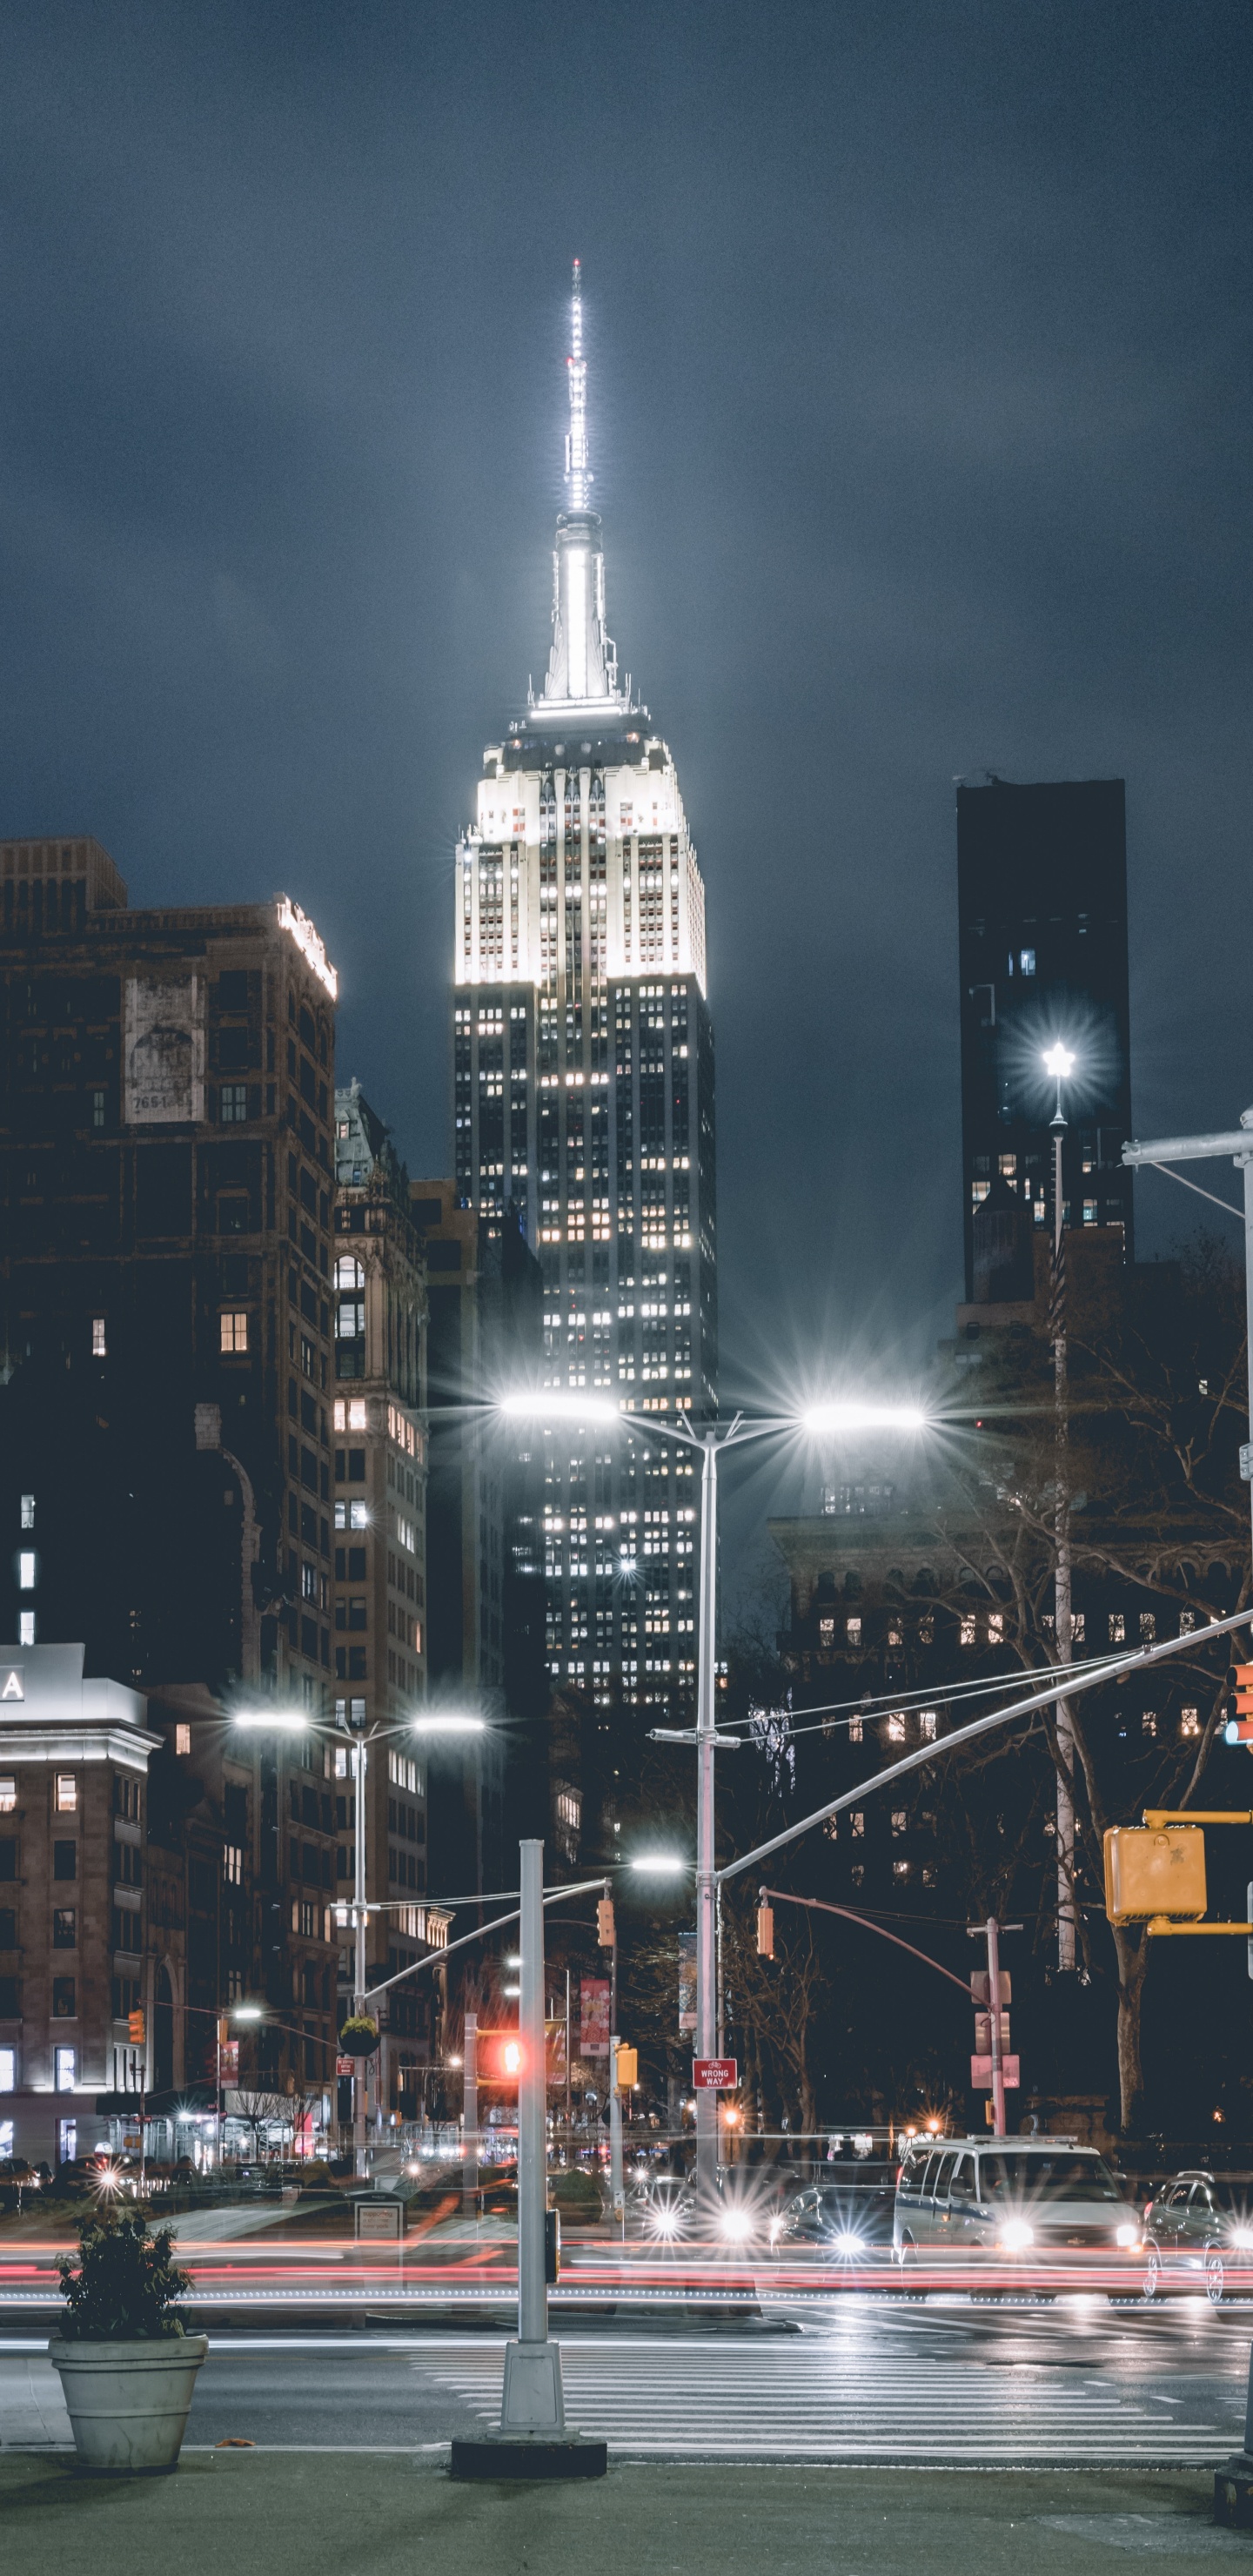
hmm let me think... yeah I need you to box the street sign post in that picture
[693,2057,738,2090]
[970,2053,1020,2089]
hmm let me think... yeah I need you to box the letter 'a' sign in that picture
[0,1669,23,1703]
[693,2057,738,2090]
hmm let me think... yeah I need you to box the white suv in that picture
[895,2138,1141,2267]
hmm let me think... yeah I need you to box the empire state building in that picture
[452,263,717,1715]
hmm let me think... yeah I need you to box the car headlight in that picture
[1116,2224,1141,2249]
[720,2207,754,2242]
[999,2219,1034,2251]
[1230,2229,1253,2250]
[834,2229,861,2255]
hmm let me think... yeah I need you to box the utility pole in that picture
[352,1734,369,2177]
[499,1840,564,2434]
[462,2010,478,2215]
[1045,1045,1077,1973]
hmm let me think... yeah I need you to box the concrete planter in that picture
[49,2332,207,2473]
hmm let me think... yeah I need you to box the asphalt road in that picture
[4,2295,1252,2465]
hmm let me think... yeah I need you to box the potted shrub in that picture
[50,2207,206,2473]
[338,2014,379,2057]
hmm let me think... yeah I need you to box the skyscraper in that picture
[956,776,1133,1304]
[452,265,717,1717]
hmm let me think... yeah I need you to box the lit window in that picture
[388,1751,418,1794]
[91,1316,107,1358]
[818,1615,834,1641]
[960,1613,976,1647]
[91,1089,105,1130]
[848,1715,863,1743]
[20,1497,34,1531]
[17,1614,34,1647]
[1180,1707,1201,1739]
[397,1515,415,1553]
[0,1781,14,1814]
[971,1181,990,1206]
[18,1554,35,1592]
[220,1310,249,1354]
[334,1500,347,1528]
[886,1714,906,1742]
[1020,948,1035,976]
[55,1775,77,1814]
[1109,1613,1125,1645]
[351,1501,368,1531]
[176,1725,191,1755]
[893,1859,911,1879]
[1140,1613,1156,1643]
[846,1617,861,1645]
[988,1613,1004,1644]
[56,2046,77,2093]
[1142,1713,1158,1739]
[998,1154,1016,1177]
[919,1710,938,1741]
[1082,1199,1097,1224]
[1072,1613,1085,1643]
[0,2049,14,2091]
[348,1399,366,1431]
[223,1845,243,1885]
[850,1812,864,1838]
[220,1083,248,1123]
[336,1256,365,1291]
[891,1810,908,1835]
[334,1400,346,1432]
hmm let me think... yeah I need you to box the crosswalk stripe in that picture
[414,2346,1239,2462]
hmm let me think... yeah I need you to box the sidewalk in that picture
[0,2451,1243,2573]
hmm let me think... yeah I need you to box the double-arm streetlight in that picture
[500,1389,926,2191]
[233,1702,486,2176]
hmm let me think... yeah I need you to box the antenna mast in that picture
[564,257,590,511]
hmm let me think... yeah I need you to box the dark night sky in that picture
[2,3,1250,1608]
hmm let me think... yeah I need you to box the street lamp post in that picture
[501,1391,926,2198]
[233,1704,486,2182]
[1043,1042,1077,1974]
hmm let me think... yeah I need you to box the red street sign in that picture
[693,2057,738,2090]
[335,2056,354,2077]
[970,2054,1020,2089]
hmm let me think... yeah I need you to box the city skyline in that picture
[0,3,1249,1609]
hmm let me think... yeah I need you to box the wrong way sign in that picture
[693,2057,738,2090]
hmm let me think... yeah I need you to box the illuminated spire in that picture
[565,257,590,510]
[536,255,631,715]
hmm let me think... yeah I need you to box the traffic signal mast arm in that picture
[363,1877,608,2002]
[755,1887,975,2000]
[715,1604,1253,1888]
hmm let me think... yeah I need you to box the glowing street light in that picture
[410,1714,486,1738]
[499,1390,616,1424]
[232,2004,265,2023]
[801,1400,928,1434]
[231,1709,309,1733]
[628,1854,689,1876]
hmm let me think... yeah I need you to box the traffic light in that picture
[597,1895,616,1947]
[615,2043,638,2090]
[1225,1666,1253,1745]
[756,1898,774,1958]
[128,2009,145,2047]
[479,2031,525,2088]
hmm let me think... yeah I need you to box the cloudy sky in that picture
[2,0,1250,1596]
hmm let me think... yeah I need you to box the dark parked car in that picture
[1143,2170,1253,2304]
[773,2181,896,2255]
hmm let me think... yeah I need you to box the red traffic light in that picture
[479,2030,526,2088]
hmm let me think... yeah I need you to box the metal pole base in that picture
[450,2431,607,2482]
[500,2337,566,2432]
[1215,2457,1253,2526]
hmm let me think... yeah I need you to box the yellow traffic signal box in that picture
[1103,1825,1207,1925]
[127,2009,145,2047]
[615,2044,638,2089]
